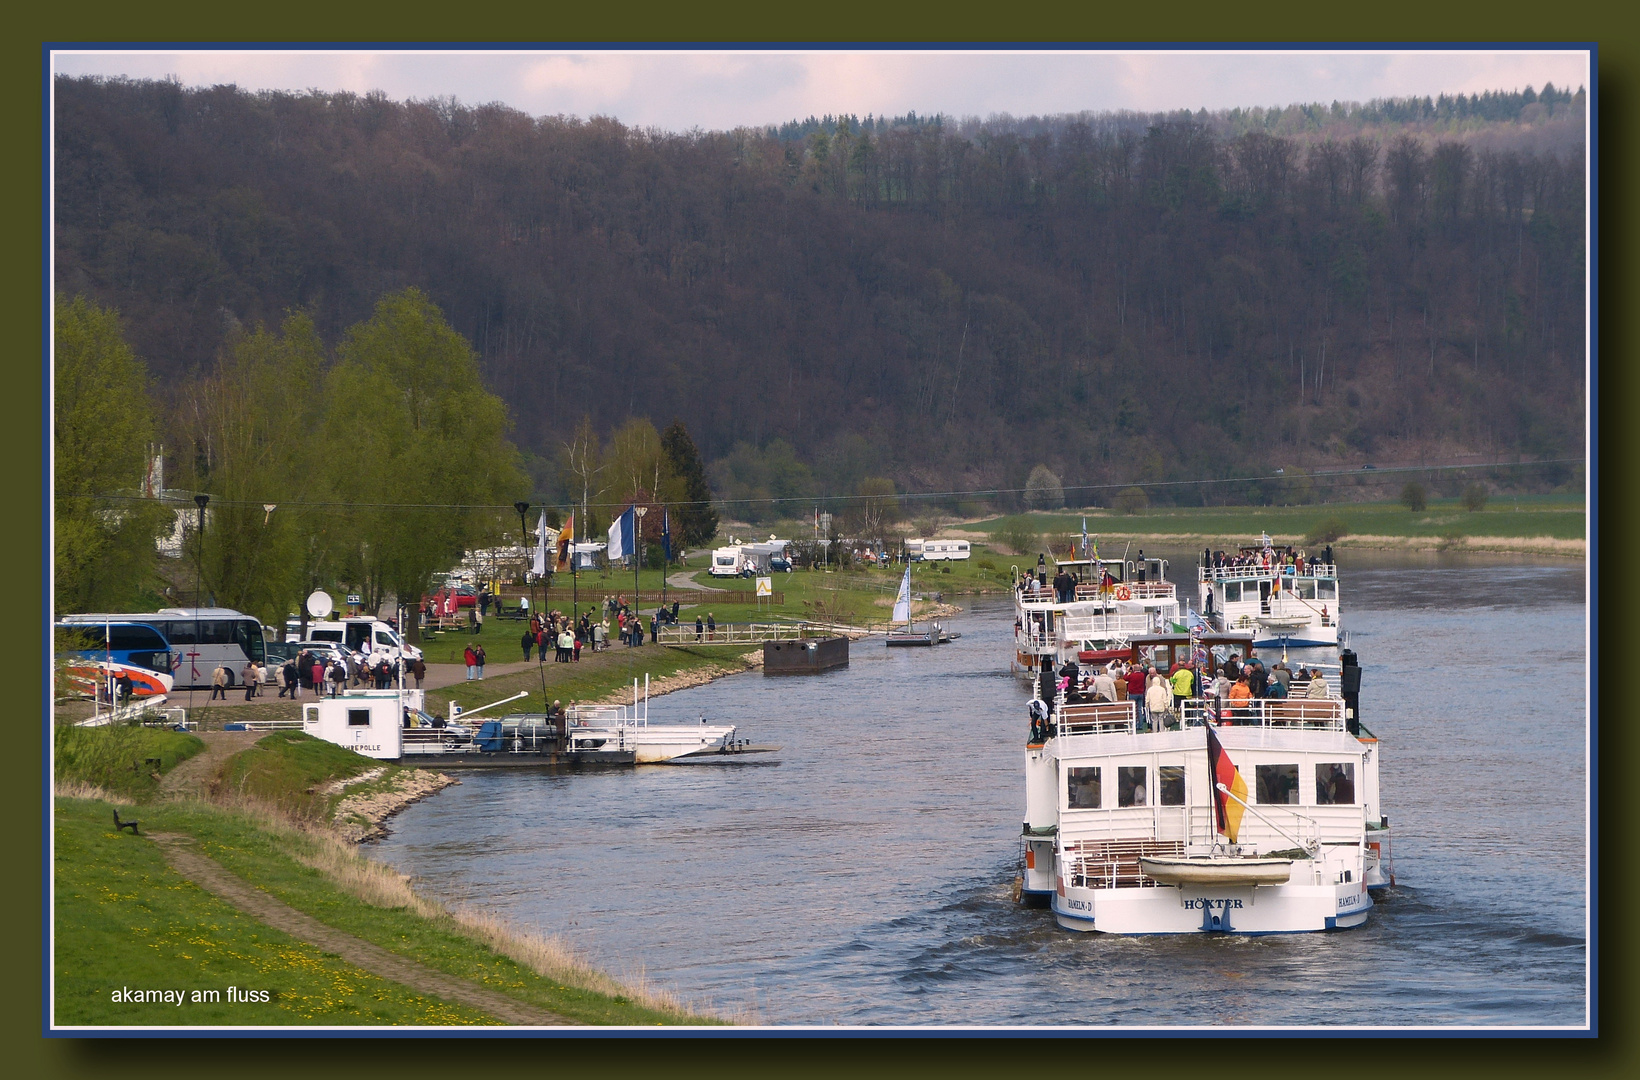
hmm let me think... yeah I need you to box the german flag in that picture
[1206,725,1248,843]
[556,512,575,572]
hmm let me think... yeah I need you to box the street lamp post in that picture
[193,494,210,607]
[633,506,648,644]
[514,500,531,622]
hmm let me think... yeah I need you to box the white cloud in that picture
[52,49,1592,131]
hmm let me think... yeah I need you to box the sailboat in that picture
[885,566,958,647]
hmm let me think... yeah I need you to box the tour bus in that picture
[54,620,173,674]
[60,608,267,689]
[303,618,423,663]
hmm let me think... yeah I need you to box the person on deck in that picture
[1306,672,1331,699]
[1092,667,1117,703]
[1227,674,1253,721]
[1169,664,1195,713]
[1146,671,1173,730]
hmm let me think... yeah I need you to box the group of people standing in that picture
[1039,652,1333,731]
[521,610,589,663]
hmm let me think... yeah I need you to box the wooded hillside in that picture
[54,76,1586,507]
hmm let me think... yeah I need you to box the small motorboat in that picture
[1137,855,1296,887]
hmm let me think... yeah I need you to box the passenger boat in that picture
[1013,555,1179,675]
[1019,636,1392,934]
[1197,537,1341,648]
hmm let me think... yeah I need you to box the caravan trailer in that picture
[919,539,971,562]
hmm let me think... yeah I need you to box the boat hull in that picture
[1052,879,1371,934]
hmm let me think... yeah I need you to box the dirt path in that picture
[157,729,265,799]
[147,832,571,1026]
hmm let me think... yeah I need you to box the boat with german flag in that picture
[1019,634,1392,934]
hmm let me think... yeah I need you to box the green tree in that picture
[1024,465,1065,510]
[994,516,1040,558]
[606,417,665,506]
[175,314,330,629]
[854,477,900,539]
[1114,486,1150,515]
[324,289,525,631]
[1401,482,1428,512]
[53,296,171,612]
[660,420,718,547]
[1460,482,1489,512]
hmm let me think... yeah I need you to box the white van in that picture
[305,618,423,663]
[710,547,746,577]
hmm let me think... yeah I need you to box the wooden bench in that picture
[1063,838,1184,887]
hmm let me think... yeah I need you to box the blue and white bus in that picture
[59,608,268,689]
[53,620,173,673]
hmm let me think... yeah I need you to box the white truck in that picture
[304,617,423,663]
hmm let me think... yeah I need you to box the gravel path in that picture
[147,832,572,1026]
[156,729,264,798]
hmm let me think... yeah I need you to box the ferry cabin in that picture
[1198,553,1341,648]
[1022,692,1385,934]
[1013,556,1179,673]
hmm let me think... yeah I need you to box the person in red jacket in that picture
[464,644,477,681]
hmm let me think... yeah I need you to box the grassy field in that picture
[964,495,1586,547]
[52,725,722,1026]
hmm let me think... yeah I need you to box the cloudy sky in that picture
[52,49,1591,131]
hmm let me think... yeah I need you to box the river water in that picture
[373,552,1589,1028]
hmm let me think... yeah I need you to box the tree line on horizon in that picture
[54,75,1586,516]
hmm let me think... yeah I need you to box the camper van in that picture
[304,618,423,663]
[710,547,747,577]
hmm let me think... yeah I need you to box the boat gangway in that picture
[655,622,813,647]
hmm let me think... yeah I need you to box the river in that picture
[373,551,1588,1028]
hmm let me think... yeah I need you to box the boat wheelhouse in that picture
[1197,539,1341,648]
[1013,555,1179,674]
[1020,645,1391,935]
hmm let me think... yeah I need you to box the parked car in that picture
[288,640,364,681]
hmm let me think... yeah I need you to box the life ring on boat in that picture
[1113,584,1132,600]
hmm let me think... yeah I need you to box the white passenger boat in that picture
[1197,537,1341,648]
[1020,638,1392,934]
[1013,555,1179,675]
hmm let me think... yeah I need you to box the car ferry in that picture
[1197,538,1341,648]
[1013,555,1179,675]
[1020,640,1392,934]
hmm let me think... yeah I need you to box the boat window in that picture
[1157,766,1185,806]
[1256,764,1300,805]
[1317,580,1337,600]
[1067,767,1101,809]
[1315,763,1356,804]
[1223,582,1242,603]
[1295,579,1317,599]
[347,708,372,728]
[1118,766,1148,807]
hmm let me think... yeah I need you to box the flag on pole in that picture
[531,511,549,576]
[607,505,635,562]
[556,513,574,571]
[892,566,912,622]
[1206,725,1248,843]
[661,508,672,562]
[1081,517,1089,558]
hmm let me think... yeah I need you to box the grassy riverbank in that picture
[52,725,723,1027]
[960,495,1585,557]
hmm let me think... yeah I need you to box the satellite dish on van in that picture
[306,590,334,618]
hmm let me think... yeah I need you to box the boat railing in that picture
[1178,697,1344,730]
[1060,613,1155,639]
[1057,700,1138,736]
[1072,580,1176,601]
[1199,563,1336,583]
[1016,627,1056,651]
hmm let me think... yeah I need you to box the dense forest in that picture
[54,76,1586,512]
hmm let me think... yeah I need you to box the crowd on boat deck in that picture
[1032,652,1331,733]
[1203,543,1333,574]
